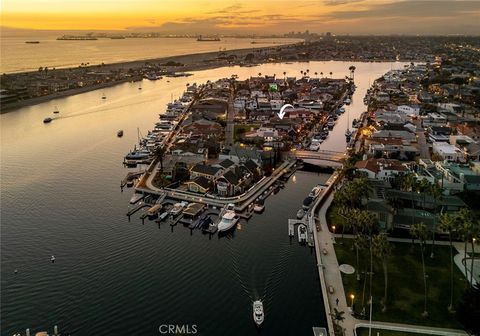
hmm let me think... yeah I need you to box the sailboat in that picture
[53,106,59,114]
[101,92,106,99]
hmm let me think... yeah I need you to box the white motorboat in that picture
[297,209,305,219]
[309,185,325,199]
[253,199,265,213]
[217,210,239,232]
[253,300,264,327]
[170,202,187,216]
[298,224,307,244]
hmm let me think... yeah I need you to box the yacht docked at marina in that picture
[217,210,239,232]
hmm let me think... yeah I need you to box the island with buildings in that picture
[119,45,480,336]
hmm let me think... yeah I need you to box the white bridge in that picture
[294,150,345,167]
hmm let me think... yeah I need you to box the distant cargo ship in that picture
[25,41,40,44]
[57,35,98,40]
[197,35,221,42]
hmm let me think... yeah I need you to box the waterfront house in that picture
[186,176,212,193]
[190,164,223,181]
[183,119,223,136]
[355,158,409,181]
[215,164,256,197]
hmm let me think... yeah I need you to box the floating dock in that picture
[288,217,314,247]
[288,219,306,237]
[126,203,149,217]
[121,172,143,188]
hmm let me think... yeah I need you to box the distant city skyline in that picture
[1,0,479,35]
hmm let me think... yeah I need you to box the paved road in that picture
[413,118,430,159]
[225,85,235,146]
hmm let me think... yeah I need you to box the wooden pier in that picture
[126,203,149,217]
[120,171,143,188]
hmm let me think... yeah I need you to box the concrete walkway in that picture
[315,191,357,336]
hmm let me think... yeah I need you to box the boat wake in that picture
[227,236,292,307]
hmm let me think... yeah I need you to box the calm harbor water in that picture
[1,61,404,335]
[0,32,299,73]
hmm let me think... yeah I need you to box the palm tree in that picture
[329,308,345,331]
[155,146,166,172]
[329,71,333,78]
[469,220,479,286]
[410,222,429,317]
[314,71,318,77]
[320,72,324,78]
[258,72,262,77]
[439,213,457,312]
[300,70,304,77]
[283,71,287,80]
[456,208,474,287]
[349,65,356,81]
[373,233,392,312]
[353,233,365,282]
[429,184,443,258]
[337,205,352,239]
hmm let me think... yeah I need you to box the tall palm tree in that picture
[373,233,392,312]
[258,72,262,77]
[439,213,457,312]
[329,308,345,331]
[337,205,353,239]
[314,71,318,77]
[155,146,166,172]
[410,222,429,317]
[469,220,479,286]
[329,71,333,78]
[456,208,474,287]
[283,71,287,80]
[320,72,324,78]
[349,65,356,81]
[429,184,443,258]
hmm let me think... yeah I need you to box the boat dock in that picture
[288,216,315,247]
[169,214,183,226]
[121,171,143,188]
[126,203,149,217]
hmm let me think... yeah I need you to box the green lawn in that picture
[335,238,466,329]
[234,124,259,138]
[356,327,432,336]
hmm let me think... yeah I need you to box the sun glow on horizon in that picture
[1,0,479,35]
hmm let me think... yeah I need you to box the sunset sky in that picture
[1,0,479,35]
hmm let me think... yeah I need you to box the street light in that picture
[332,225,336,243]
[350,294,355,308]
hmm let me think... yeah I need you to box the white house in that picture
[432,142,465,162]
[397,105,420,117]
[270,99,284,111]
[355,158,409,181]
